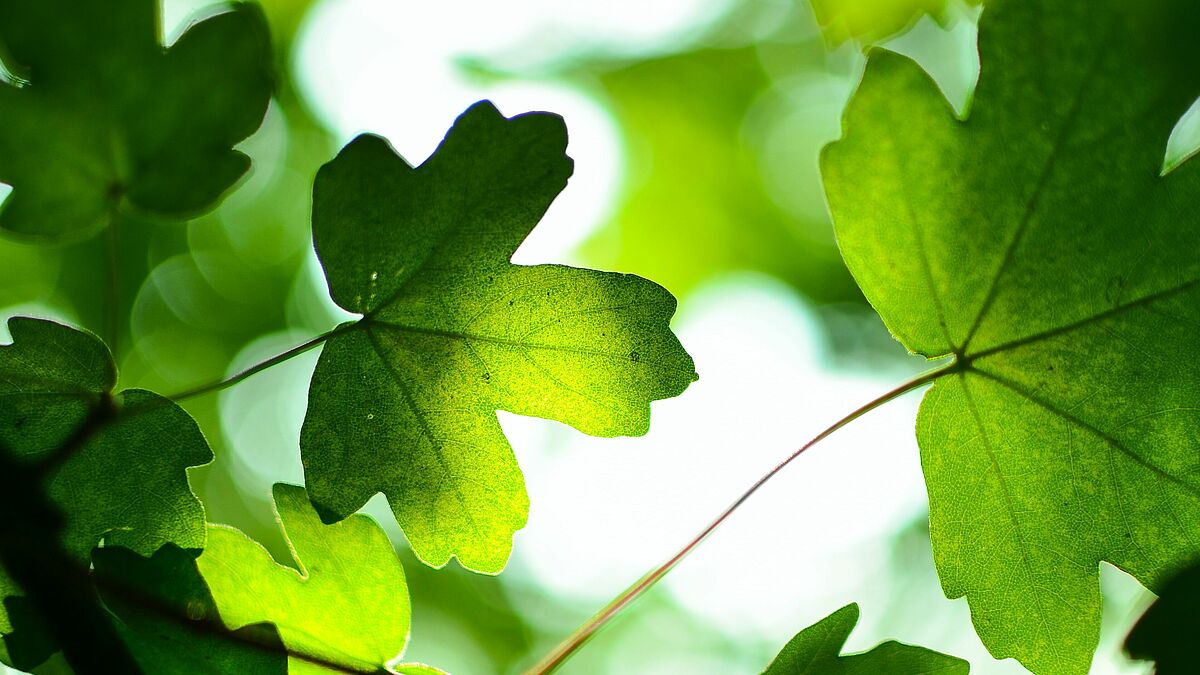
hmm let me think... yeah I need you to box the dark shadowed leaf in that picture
[0,0,272,240]
[0,318,211,669]
[1124,558,1200,674]
[94,545,286,674]
[764,603,969,674]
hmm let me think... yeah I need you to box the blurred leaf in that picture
[257,0,320,49]
[302,101,696,573]
[396,544,534,673]
[94,545,287,674]
[823,0,1200,672]
[198,484,443,673]
[811,0,980,44]
[0,0,272,240]
[0,238,59,308]
[0,318,211,669]
[580,47,862,304]
[1125,558,1200,673]
[764,603,968,674]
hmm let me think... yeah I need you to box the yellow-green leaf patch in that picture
[198,484,441,674]
[764,603,968,674]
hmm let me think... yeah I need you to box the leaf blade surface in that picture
[823,1,1200,671]
[197,483,438,674]
[302,101,697,572]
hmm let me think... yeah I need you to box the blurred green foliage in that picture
[576,47,859,305]
[577,46,863,304]
[811,0,980,43]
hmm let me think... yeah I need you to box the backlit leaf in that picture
[197,484,442,674]
[301,101,697,573]
[823,0,1200,672]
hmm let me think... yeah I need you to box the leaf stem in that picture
[37,325,354,475]
[104,209,121,357]
[523,359,958,674]
[167,324,352,403]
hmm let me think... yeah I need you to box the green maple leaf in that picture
[197,484,444,674]
[301,101,697,573]
[822,0,1200,672]
[0,0,272,240]
[93,545,287,674]
[763,603,968,674]
[0,318,211,669]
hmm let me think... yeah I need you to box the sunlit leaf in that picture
[823,0,1200,672]
[0,0,272,240]
[0,318,211,669]
[301,101,697,573]
[764,603,969,674]
[198,484,443,674]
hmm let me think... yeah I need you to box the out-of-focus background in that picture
[0,0,1158,672]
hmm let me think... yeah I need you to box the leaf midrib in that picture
[362,318,694,376]
[361,326,487,555]
[957,17,1117,354]
[963,278,1200,363]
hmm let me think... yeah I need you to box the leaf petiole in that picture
[524,358,959,674]
[167,323,355,403]
[40,324,352,471]
[104,207,121,356]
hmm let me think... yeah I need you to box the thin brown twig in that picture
[524,360,958,674]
